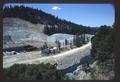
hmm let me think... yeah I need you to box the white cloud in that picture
[52,6,61,10]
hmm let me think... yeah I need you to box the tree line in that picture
[41,34,90,55]
[3,5,98,35]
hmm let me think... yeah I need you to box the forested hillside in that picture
[3,6,97,35]
[3,63,63,80]
[91,25,114,80]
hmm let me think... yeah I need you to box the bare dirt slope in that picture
[3,17,48,48]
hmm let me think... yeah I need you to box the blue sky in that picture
[4,3,115,27]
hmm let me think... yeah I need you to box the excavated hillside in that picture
[3,17,48,49]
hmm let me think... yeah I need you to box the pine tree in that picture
[57,41,61,51]
[65,39,68,45]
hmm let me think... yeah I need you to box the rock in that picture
[3,18,48,49]
[65,73,74,80]
[65,64,91,80]
[90,61,97,68]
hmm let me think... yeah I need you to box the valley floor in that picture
[3,42,91,70]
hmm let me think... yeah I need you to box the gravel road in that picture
[3,42,91,70]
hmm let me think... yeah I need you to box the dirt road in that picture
[3,42,91,70]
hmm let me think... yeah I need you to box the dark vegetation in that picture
[91,25,114,79]
[73,34,87,47]
[3,63,69,80]
[3,45,39,52]
[3,5,97,35]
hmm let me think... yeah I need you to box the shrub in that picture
[3,63,59,80]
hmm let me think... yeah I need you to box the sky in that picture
[4,3,115,27]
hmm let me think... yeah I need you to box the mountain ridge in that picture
[3,6,98,35]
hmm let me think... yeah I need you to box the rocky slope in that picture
[3,17,48,49]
